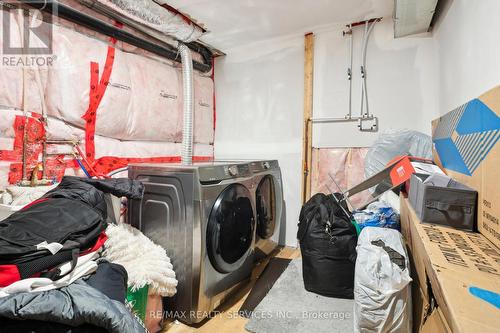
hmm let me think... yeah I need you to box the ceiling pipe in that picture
[21,0,213,73]
[178,43,194,165]
[360,19,378,118]
[350,17,381,28]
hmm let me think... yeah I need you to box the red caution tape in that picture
[92,155,213,175]
[82,46,116,164]
[2,25,216,183]
[78,39,214,177]
[0,115,78,184]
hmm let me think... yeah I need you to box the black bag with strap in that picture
[0,177,143,284]
[297,193,358,299]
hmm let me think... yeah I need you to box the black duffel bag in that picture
[297,193,357,299]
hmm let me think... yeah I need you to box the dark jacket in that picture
[0,279,146,333]
[0,177,143,284]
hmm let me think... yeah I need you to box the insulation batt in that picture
[0,109,213,155]
[0,108,213,187]
[0,21,214,143]
[0,7,214,187]
[311,148,373,207]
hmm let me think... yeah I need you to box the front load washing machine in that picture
[128,162,256,324]
[249,160,285,260]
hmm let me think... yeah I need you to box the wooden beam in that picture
[301,32,314,204]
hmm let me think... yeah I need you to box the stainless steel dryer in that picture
[128,162,256,324]
[249,160,285,260]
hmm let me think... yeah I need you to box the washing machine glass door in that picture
[207,184,254,273]
[256,175,276,239]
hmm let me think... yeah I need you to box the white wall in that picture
[214,20,441,246]
[313,19,439,148]
[212,1,500,247]
[433,0,500,114]
[214,35,305,246]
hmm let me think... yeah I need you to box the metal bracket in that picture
[312,18,381,133]
[358,116,378,132]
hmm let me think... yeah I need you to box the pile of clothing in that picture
[0,177,149,333]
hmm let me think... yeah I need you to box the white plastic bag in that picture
[364,129,432,179]
[354,228,412,333]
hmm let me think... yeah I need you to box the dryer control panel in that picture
[199,163,251,183]
[249,160,279,173]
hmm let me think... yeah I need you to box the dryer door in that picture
[207,184,254,273]
[256,175,277,239]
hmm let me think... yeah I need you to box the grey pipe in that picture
[359,22,368,117]
[360,20,377,118]
[179,43,194,165]
[346,25,353,119]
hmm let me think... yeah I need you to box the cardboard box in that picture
[400,198,500,333]
[421,308,451,333]
[411,279,431,332]
[432,85,500,248]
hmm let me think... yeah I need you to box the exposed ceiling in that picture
[167,0,394,51]
[394,0,438,37]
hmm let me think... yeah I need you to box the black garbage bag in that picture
[297,193,357,299]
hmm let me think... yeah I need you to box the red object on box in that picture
[346,155,438,209]
[386,155,438,195]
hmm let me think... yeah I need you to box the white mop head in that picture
[103,223,178,297]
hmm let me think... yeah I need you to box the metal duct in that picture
[22,0,213,72]
[394,0,438,38]
[179,43,194,165]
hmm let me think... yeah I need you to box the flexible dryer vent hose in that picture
[179,43,194,165]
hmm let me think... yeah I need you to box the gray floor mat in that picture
[245,258,354,333]
[239,257,293,317]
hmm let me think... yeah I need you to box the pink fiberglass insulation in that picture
[0,18,214,143]
[0,108,214,187]
[0,7,214,186]
[311,148,373,208]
